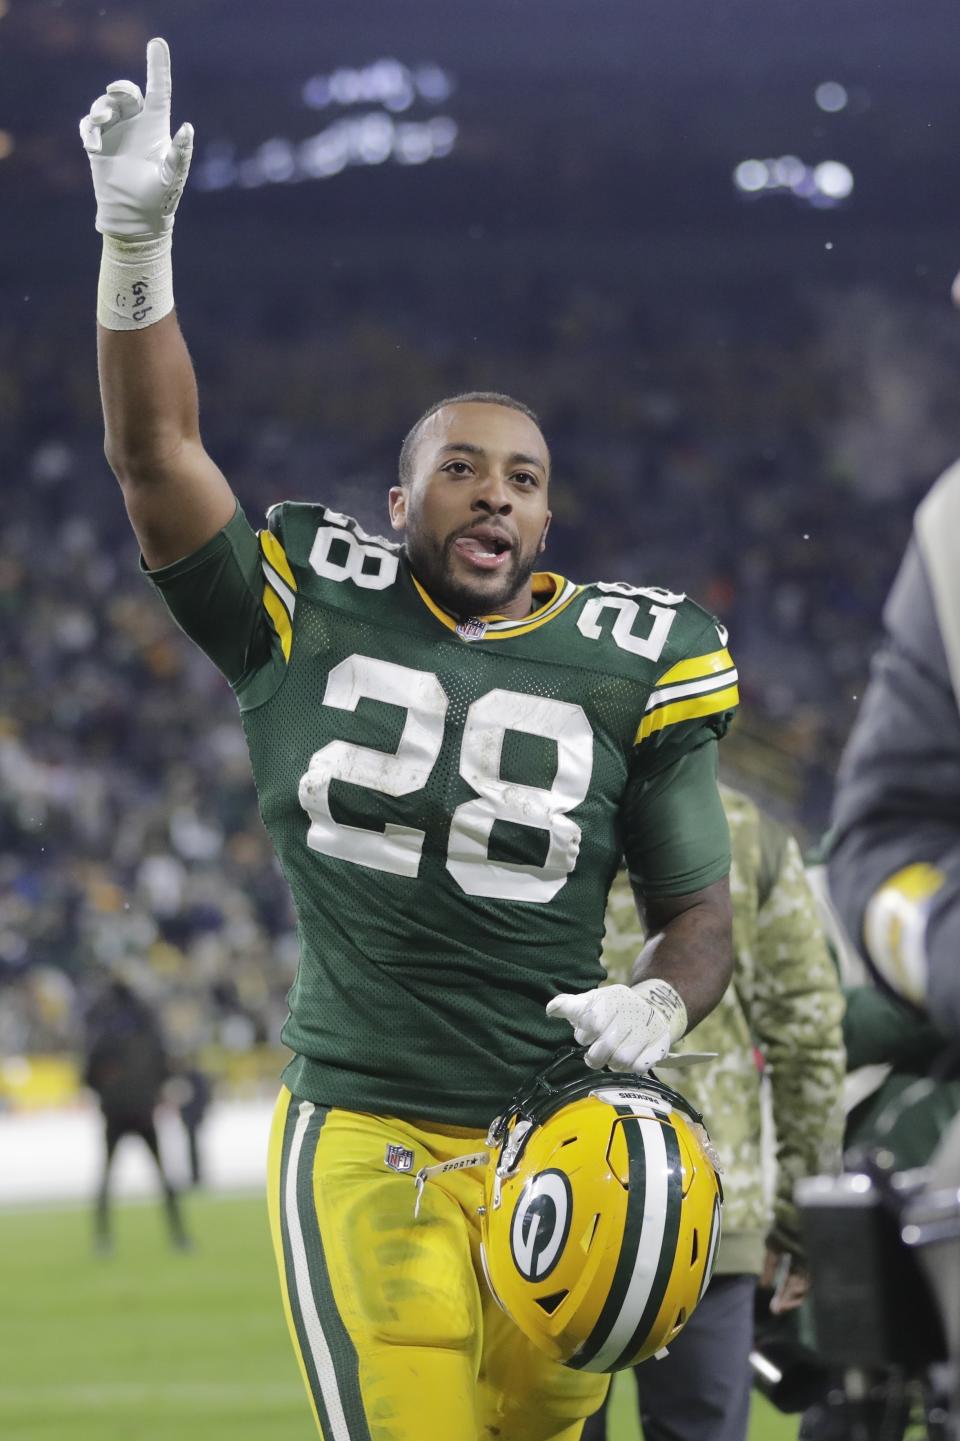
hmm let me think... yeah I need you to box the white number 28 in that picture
[298,655,594,903]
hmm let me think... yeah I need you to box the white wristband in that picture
[97,233,173,331]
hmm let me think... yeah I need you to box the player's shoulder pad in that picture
[575,577,731,675]
[264,502,401,574]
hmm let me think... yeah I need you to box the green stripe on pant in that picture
[280,1096,373,1441]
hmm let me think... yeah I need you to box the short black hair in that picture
[398,390,544,487]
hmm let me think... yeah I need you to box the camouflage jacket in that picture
[602,785,846,1275]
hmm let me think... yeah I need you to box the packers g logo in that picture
[510,1169,572,1282]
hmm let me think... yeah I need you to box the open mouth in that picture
[452,533,514,570]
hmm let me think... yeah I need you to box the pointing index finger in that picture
[145,36,172,104]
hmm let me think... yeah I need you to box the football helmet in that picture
[478,1047,723,1372]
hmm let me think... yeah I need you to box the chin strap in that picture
[412,1047,724,1219]
[412,1114,544,1219]
[413,1150,490,1219]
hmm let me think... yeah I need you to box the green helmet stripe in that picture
[567,1104,648,1371]
[611,1119,683,1369]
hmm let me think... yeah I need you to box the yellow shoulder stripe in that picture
[634,682,739,744]
[876,862,947,904]
[260,530,297,592]
[864,862,945,1005]
[656,647,732,687]
[263,585,293,662]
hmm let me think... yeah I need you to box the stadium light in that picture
[302,59,454,113]
[815,81,848,113]
[771,155,805,188]
[193,56,458,192]
[733,159,768,193]
[733,154,854,207]
[194,115,459,191]
[813,160,854,200]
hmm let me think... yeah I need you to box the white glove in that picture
[546,979,688,1073]
[80,37,193,237]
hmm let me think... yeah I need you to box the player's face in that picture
[389,403,552,619]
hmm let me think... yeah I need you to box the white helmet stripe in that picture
[581,1112,669,1372]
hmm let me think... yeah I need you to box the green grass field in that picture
[0,1193,798,1441]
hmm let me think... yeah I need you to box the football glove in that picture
[80,37,193,238]
[546,978,687,1073]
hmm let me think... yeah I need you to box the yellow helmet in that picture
[479,1049,723,1372]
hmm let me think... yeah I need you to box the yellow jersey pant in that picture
[267,1087,609,1441]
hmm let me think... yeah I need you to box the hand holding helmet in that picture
[546,979,688,1072]
[476,1054,723,1371]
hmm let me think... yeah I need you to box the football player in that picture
[81,40,739,1441]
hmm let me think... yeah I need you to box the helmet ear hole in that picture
[690,1229,699,1265]
[534,1289,569,1316]
[605,1118,633,1186]
[581,1212,601,1254]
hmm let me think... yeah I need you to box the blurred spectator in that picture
[83,978,189,1253]
[167,1062,213,1188]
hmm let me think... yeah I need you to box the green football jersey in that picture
[146,501,738,1126]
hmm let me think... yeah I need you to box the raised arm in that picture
[82,37,235,568]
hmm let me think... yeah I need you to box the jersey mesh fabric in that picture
[148,503,736,1126]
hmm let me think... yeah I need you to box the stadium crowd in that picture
[2,262,959,1070]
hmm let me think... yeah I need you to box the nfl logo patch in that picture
[385,1143,415,1174]
[456,617,487,642]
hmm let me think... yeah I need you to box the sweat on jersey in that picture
[144,501,738,1127]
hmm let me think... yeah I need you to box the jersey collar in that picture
[411,569,583,641]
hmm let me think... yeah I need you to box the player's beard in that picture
[403,518,546,618]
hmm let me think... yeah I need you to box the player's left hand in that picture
[546,979,687,1072]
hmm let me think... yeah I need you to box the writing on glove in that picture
[546,979,687,1073]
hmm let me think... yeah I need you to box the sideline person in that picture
[84,978,190,1254]
[583,787,844,1441]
